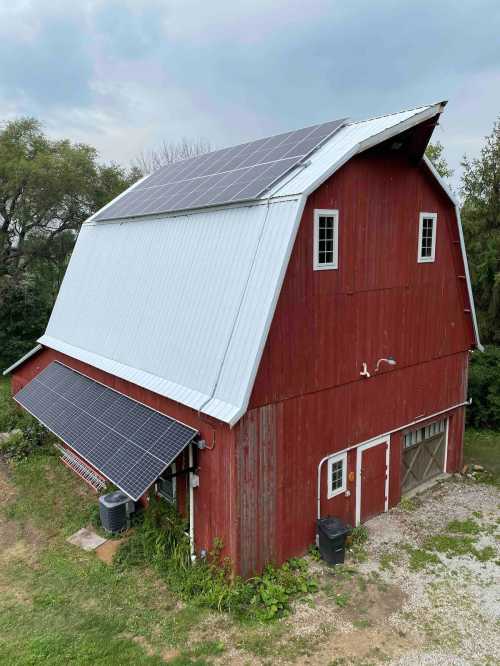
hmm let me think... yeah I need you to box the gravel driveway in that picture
[358,479,500,666]
[264,477,500,666]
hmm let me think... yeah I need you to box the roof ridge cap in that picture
[348,101,447,126]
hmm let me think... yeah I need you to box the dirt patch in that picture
[0,462,45,567]
[124,634,180,663]
[95,537,127,564]
[0,459,16,502]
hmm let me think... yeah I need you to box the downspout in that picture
[316,398,471,525]
[189,442,196,561]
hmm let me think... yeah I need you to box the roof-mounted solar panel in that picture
[93,117,346,221]
[14,362,197,501]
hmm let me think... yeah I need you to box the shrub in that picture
[0,416,49,460]
[467,345,500,429]
[116,497,317,620]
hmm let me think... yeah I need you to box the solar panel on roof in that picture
[14,362,197,501]
[93,118,346,221]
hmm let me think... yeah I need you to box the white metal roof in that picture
[30,102,480,424]
[39,198,304,424]
[265,104,442,197]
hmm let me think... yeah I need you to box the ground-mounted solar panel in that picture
[93,117,346,221]
[14,362,198,501]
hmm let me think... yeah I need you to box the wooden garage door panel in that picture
[402,432,445,494]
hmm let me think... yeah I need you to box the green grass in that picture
[398,496,420,512]
[404,546,441,572]
[0,447,215,665]
[446,518,482,535]
[4,449,99,535]
[379,550,401,571]
[0,443,321,664]
[464,429,500,484]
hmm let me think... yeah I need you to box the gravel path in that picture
[359,478,500,666]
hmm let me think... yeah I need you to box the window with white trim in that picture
[403,418,446,449]
[314,209,339,270]
[418,212,437,263]
[327,452,347,498]
[157,463,176,503]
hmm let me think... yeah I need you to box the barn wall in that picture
[11,348,239,564]
[236,148,473,575]
[250,151,475,408]
[236,352,468,574]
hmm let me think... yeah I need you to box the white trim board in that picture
[355,434,391,526]
[422,155,482,351]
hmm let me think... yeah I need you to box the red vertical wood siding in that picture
[236,352,468,573]
[235,147,473,574]
[250,152,474,408]
[11,348,238,564]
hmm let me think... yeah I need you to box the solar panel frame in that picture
[93,117,346,221]
[14,362,198,500]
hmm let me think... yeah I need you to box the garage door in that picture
[401,419,447,494]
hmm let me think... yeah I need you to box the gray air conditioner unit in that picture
[99,491,135,533]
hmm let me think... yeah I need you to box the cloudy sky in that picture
[1,0,499,185]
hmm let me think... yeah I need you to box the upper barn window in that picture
[418,212,437,263]
[314,209,339,270]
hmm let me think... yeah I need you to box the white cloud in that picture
[0,0,498,174]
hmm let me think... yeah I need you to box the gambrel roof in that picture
[8,102,480,425]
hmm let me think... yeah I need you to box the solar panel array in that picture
[94,118,345,221]
[14,362,197,500]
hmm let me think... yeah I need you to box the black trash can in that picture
[317,516,351,565]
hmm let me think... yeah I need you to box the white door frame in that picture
[355,434,391,526]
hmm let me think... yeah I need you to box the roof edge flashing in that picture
[297,103,447,200]
[349,100,447,127]
[38,334,240,424]
[354,102,445,154]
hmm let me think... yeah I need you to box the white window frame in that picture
[313,209,339,271]
[327,451,347,499]
[418,212,437,263]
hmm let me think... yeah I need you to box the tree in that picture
[461,116,500,344]
[425,141,454,180]
[0,117,140,368]
[134,137,211,175]
[0,117,140,278]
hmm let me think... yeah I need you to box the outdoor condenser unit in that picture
[99,491,135,533]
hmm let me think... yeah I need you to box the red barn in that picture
[5,101,481,576]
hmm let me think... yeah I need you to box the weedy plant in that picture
[399,496,419,512]
[0,416,50,460]
[116,497,318,621]
[348,524,369,562]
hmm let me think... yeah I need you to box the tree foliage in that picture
[0,117,140,277]
[425,141,454,180]
[467,346,500,429]
[0,117,139,369]
[460,117,500,345]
